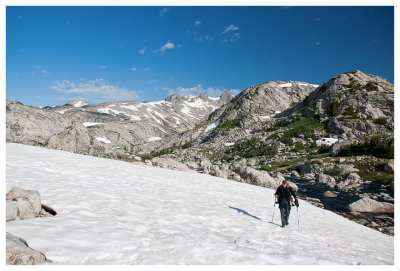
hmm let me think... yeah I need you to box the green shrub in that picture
[343,105,357,118]
[318,144,331,154]
[151,146,178,157]
[355,160,393,185]
[218,115,243,131]
[291,101,300,107]
[374,118,388,125]
[225,137,278,158]
[337,136,394,159]
[140,154,154,160]
[326,101,340,117]
[278,117,324,144]
[365,81,379,92]
[348,78,362,92]
[292,142,306,152]
[182,141,193,149]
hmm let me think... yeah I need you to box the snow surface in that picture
[83,122,103,127]
[260,116,271,120]
[6,143,394,265]
[205,119,221,133]
[278,83,292,88]
[316,138,339,146]
[72,101,88,108]
[95,136,111,144]
[56,108,72,114]
[120,105,139,111]
[225,142,235,147]
[148,137,162,142]
[98,107,141,121]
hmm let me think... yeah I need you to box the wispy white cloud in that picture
[316,41,321,46]
[221,24,240,43]
[195,20,201,26]
[138,47,146,55]
[99,65,107,69]
[154,42,176,54]
[144,67,151,71]
[41,70,50,77]
[50,79,139,103]
[159,7,170,16]
[164,84,240,97]
[131,67,137,71]
[160,42,175,53]
[222,24,239,34]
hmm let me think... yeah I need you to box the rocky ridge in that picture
[6,92,233,157]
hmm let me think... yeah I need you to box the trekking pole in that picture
[295,198,299,230]
[271,200,277,223]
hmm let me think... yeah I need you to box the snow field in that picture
[6,144,394,265]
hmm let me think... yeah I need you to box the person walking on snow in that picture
[274,180,297,227]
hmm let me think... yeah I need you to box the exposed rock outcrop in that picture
[346,197,394,213]
[6,233,51,265]
[6,187,56,221]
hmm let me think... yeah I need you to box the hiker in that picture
[274,180,297,227]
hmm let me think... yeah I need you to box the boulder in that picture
[290,170,301,179]
[270,172,285,183]
[6,200,18,222]
[6,232,51,265]
[6,187,41,220]
[331,140,353,155]
[346,197,394,213]
[232,164,279,189]
[337,173,363,190]
[152,157,190,172]
[316,174,336,189]
[324,191,338,198]
[334,164,359,175]
[297,162,312,174]
[384,159,394,172]
[310,159,324,165]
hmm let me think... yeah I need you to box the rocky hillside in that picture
[137,71,394,234]
[6,92,233,157]
[280,69,394,138]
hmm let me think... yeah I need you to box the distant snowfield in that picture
[6,144,393,265]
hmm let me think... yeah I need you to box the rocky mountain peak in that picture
[165,94,182,102]
[280,70,394,138]
[64,100,90,108]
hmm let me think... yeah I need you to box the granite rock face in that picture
[346,197,394,213]
[6,232,51,265]
[6,187,42,220]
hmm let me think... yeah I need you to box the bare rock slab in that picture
[6,187,42,219]
[6,232,51,265]
[346,197,394,213]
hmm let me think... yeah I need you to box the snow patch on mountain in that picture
[95,136,111,144]
[72,101,88,108]
[83,122,103,127]
[205,118,221,133]
[279,83,293,88]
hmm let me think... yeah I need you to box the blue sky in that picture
[6,6,394,106]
